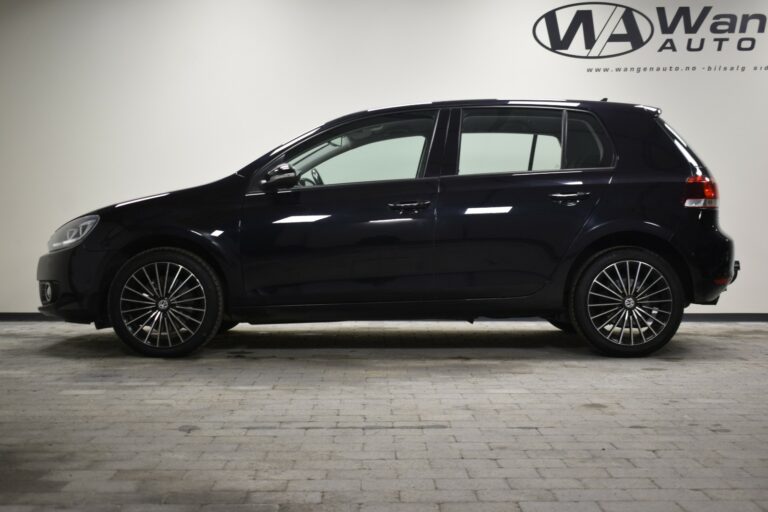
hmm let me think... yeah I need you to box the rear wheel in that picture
[569,247,684,357]
[108,248,223,357]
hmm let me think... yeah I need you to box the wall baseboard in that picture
[0,313,61,321]
[0,313,767,322]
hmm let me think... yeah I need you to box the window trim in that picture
[246,108,444,194]
[442,106,617,178]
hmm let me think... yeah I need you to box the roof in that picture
[322,99,661,129]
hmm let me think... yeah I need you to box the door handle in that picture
[548,192,591,205]
[387,200,431,214]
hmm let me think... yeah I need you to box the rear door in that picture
[433,106,615,298]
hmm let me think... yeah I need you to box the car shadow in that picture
[32,323,595,359]
[30,321,700,361]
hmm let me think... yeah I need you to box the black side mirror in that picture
[261,163,299,191]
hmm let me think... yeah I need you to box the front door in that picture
[433,107,616,298]
[240,109,443,305]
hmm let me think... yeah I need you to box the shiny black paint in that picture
[37,99,736,327]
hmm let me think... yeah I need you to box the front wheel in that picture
[569,247,684,357]
[108,248,224,357]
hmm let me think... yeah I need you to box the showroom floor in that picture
[0,320,766,512]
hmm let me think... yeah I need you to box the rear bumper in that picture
[676,222,736,305]
[37,247,111,325]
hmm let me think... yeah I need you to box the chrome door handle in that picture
[548,192,591,205]
[388,200,431,213]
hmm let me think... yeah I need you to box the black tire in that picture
[546,318,576,334]
[108,247,223,357]
[218,321,239,334]
[569,247,684,357]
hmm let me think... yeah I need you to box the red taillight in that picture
[684,175,719,208]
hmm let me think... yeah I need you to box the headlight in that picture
[47,215,99,252]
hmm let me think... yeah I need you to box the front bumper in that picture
[37,246,110,324]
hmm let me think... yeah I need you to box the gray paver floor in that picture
[0,320,767,512]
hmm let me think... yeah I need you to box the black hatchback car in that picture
[38,99,737,357]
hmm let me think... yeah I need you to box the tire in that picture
[108,247,224,357]
[546,318,576,334]
[569,247,684,357]
[218,321,239,334]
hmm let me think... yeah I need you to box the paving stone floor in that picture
[0,320,767,512]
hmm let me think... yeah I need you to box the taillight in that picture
[684,175,718,208]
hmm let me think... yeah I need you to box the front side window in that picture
[458,108,563,175]
[286,111,437,187]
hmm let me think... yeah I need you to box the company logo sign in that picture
[533,3,766,58]
[534,2,653,58]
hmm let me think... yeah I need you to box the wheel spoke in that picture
[637,286,670,301]
[171,296,207,304]
[162,263,170,296]
[174,305,205,312]
[636,276,664,299]
[167,312,184,343]
[170,284,203,302]
[124,309,154,327]
[632,310,647,344]
[122,305,154,314]
[168,309,195,333]
[121,297,156,305]
[588,291,623,303]
[166,265,183,298]
[618,310,629,344]
[168,273,193,300]
[597,308,624,331]
[600,270,625,297]
[142,267,160,297]
[143,311,160,343]
[172,307,203,325]
[634,264,654,296]
[590,306,622,321]
[611,264,629,295]
[134,310,158,337]
[126,281,153,300]
[593,279,624,299]
[634,307,659,337]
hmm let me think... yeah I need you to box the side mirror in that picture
[261,163,299,191]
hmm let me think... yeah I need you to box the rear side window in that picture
[565,111,614,169]
[457,108,614,175]
[459,109,562,174]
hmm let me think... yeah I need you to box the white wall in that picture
[1,0,766,313]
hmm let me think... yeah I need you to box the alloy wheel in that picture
[119,262,207,347]
[587,260,673,346]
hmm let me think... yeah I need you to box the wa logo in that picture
[533,2,654,58]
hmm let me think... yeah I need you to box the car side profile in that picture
[37,99,738,357]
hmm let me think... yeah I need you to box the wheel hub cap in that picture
[623,297,636,309]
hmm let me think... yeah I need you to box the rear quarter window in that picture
[564,111,615,169]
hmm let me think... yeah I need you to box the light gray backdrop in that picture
[1,0,766,312]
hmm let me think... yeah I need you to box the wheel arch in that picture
[95,232,236,327]
[564,230,694,307]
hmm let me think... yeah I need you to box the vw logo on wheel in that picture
[533,2,654,59]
